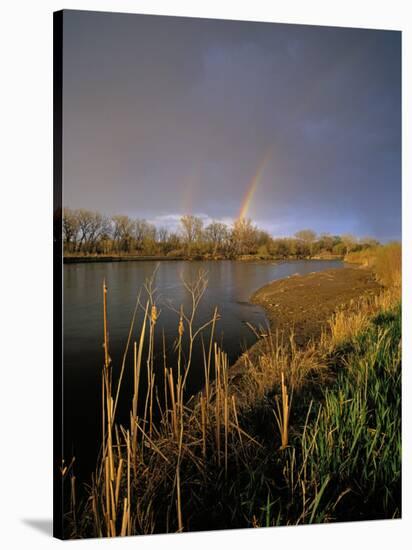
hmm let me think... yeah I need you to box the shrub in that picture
[346,242,401,288]
[375,242,401,288]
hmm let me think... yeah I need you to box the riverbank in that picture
[229,266,381,389]
[63,253,343,264]
[63,254,184,263]
[251,267,381,345]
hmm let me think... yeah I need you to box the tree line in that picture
[62,208,379,259]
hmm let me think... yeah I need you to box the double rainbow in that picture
[238,150,271,220]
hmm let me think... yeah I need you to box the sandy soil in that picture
[230,267,381,378]
[251,267,381,346]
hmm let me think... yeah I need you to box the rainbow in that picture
[238,150,271,220]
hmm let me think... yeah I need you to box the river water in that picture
[63,259,343,477]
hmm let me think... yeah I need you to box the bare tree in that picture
[341,233,357,255]
[62,208,80,253]
[143,223,157,254]
[318,232,334,252]
[180,215,204,256]
[86,212,112,253]
[112,215,133,253]
[61,207,371,261]
[294,229,317,256]
[132,219,147,251]
[294,229,317,243]
[204,221,229,255]
[131,219,157,254]
[270,238,290,258]
[157,227,169,244]
[76,209,95,252]
[231,218,259,255]
[165,232,182,255]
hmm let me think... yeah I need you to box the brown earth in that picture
[251,267,381,346]
[230,267,381,376]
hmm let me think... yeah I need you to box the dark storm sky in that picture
[62,10,401,241]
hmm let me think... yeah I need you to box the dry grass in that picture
[273,372,292,449]
[234,333,328,410]
[324,285,400,350]
[346,242,401,288]
[375,243,402,288]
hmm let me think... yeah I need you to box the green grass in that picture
[248,303,401,526]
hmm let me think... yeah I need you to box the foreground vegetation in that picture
[63,207,380,259]
[62,243,401,538]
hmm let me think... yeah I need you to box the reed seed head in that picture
[151,305,158,324]
[178,316,184,337]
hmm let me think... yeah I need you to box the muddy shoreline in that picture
[231,267,381,376]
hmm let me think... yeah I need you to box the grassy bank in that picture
[63,245,401,538]
[346,242,401,288]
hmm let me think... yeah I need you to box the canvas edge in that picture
[53,9,64,541]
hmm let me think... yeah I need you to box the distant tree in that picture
[142,224,157,254]
[284,238,297,257]
[132,219,156,253]
[204,221,229,255]
[63,208,111,254]
[295,229,317,256]
[180,215,204,256]
[62,208,80,253]
[157,227,169,245]
[97,224,113,255]
[231,218,259,255]
[332,242,346,256]
[256,230,271,247]
[166,232,182,255]
[61,206,371,263]
[76,209,94,252]
[133,219,147,251]
[255,230,272,257]
[112,215,133,253]
[156,227,168,254]
[294,229,317,243]
[75,210,108,253]
[360,237,380,249]
[86,212,111,253]
[318,232,334,253]
[269,238,290,257]
[341,233,357,255]
[294,238,310,258]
